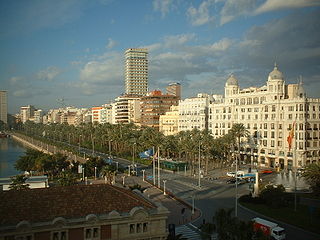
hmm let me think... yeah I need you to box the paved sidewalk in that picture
[92,175,201,226]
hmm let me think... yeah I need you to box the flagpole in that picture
[153,146,156,185]
[294,121,297,212]
[158,146,160,187]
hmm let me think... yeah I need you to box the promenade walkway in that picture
[92,174,201,227]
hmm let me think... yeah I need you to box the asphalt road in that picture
[74,146,319,240]
[143,168,320,240]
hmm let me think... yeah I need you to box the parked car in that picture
[226,178,236,184]
[227,172,236,177]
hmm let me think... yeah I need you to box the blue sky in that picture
[1,0,320,114]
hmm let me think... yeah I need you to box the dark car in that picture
[226,178,236,184]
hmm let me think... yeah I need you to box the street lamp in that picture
[132,142,136,166]
[142,169,145,182]
[108,139,112,157]
[78,135,82,154]
[163,180,167,195]
[192,195,195,215]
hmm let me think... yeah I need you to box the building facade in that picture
[178,93,212,132]
[208,64,320,168]
[115,95,140,124]
[166,83,181,99]
[0,184,169,240]
[140,90,179,130]
[125,48,148,96]
[20,105,36,123]
[0,91,7,124]
[159,105,179,136]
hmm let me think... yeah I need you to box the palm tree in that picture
[302,163,320,195]
[9,175,30,190]
[229,123,249,165]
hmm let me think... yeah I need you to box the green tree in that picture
[259,184,286,207]
[57,171,77,186]
[9,175,30,190]
[302,163,320,196]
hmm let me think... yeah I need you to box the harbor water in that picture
[0,137,26,177]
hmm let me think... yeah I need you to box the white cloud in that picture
[220,0,256,25]
[36,66,61,81]
[255,0,320,14]
[163,34,196,48]
[9,76,23,84]
[153,0,174,17]
[187,0,215,26]
[77,52,123,95]
[106,38,117,49]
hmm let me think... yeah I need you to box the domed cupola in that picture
[268,63,284,81]
[226,74,239,86]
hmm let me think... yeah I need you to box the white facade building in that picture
[178,93,212,132]
[209,64,320,168]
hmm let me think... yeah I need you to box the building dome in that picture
[268,63,284,80]
[226,74,238,86]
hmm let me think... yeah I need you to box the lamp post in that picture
[235,143,240,218]
[78,135,81,154]
[132,143,136,174]
[122,176,125,186]
[192,195,195,215]
[108,139,112,157]
[163,180,167,195]
[91,134,95,156]
[142,169,145,182]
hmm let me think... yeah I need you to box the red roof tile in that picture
[0,184,155,226]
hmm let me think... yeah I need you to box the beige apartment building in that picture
[159,105,179,136]
[0,91,7,124]
[125,48,148,96]
[208,64,320,169]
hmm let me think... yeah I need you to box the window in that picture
[15,236,33,240]
[143,223,148,232]
[52,231,67,240]
[85,228,99,240]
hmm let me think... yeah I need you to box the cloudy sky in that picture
[1,0,320,114]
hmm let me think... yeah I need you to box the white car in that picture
[227,172,236,177]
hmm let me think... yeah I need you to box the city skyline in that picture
[1,0,320,114]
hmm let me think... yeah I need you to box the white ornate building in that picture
[208,64,320,169]
[178,93,213,132]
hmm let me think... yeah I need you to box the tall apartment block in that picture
[125,48,148,96]
[0,91,8,124]
[166,83,181,99]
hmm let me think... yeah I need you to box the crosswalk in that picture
[175,224,202,240]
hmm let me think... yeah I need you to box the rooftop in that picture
[0,184,155,226]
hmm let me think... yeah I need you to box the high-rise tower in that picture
[0,91,7,124]
[125,48,148,96]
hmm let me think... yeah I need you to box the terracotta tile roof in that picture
[0,184,155,226]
